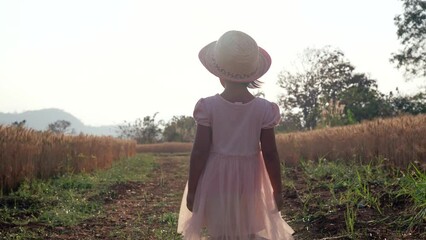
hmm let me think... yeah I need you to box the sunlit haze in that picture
[0,0,423,126]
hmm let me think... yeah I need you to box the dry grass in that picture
[0,125,136,193]
[136,142,193,153]
[136,115,425,168]
[277,114,426,168]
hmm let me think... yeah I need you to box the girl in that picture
[177,30,294,240]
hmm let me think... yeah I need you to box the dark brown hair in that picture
[247,79,263,89]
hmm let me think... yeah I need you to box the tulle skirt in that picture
[177,152,294,240]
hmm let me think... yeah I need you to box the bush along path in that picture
[1,153,425,239]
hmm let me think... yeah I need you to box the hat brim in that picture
[198,41,272,83]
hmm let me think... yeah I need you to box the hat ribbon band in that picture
[212,57,257,80]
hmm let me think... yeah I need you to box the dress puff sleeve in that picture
[261,102,281,129]
[193,98,211,127]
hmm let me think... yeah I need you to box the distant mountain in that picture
[0,108,118,136]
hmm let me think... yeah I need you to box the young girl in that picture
[177,30,294,240]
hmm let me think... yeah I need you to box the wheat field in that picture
[1,114,424,193]
[135,115,425,168]
[0,126,135,193]
[136,142,193,153]
[277,114,426,168]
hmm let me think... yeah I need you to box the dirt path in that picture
[34,154,423,240]
[47,154,188,240]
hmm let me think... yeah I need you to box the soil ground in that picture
[46,154,188,240]
[1,153,424,239]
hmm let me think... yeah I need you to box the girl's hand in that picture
[274,192,283,211]
[186,192,195,212]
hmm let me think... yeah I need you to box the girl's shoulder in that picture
[196,94,279,111]
[193,95,217,111]
[196,94,218,103]
[252,97,279,110]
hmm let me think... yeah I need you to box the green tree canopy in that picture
[162,115,196,142]
[339,74,392,122]
[390,0,426,80]
[388,89,426,115]
[11,120,26,128]
[117,113,163,144]
[277,46,354,129]
[47,120,72,134]
[276,47,409,130]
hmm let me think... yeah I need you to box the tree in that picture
[11,120,26,128]
[48,120,71,134]
[278,46,354,129]
[339,73,393,122]
[388,88,426,115]
[162,115,196,142]
[317,99,347,128]
[390,0,426,80]
[276,112,303,133]
[117,113,163,144]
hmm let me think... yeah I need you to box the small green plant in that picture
[293,157,426,238]
[344,203,357,238]
[0,154,155,238]
[161,212,178,226]
[354,170,382,214]
[397,163,426,230]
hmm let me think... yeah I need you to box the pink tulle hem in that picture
[177,152,294,240]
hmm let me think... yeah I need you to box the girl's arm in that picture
[187,124,212,212]
[260,128,283,211]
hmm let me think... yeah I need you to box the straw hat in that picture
[199,30,271,83]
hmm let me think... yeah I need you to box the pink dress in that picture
[178,94,294,240]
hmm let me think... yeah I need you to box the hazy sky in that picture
[0,0,424,126]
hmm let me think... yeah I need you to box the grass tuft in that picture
[287,158,425,239]
[0,154,155,237]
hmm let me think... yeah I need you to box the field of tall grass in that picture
[1,112,425,238]
[0,125,136,194]
[136,142,192,153]
[0,154,157,239]
[277,114,426,168]
[136,115,425,169]
[2,114,424,195]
